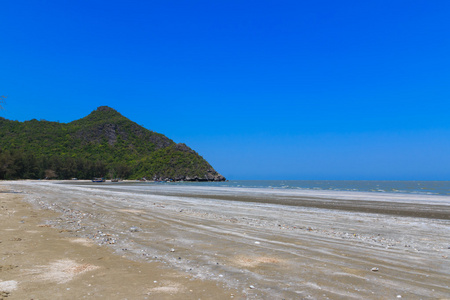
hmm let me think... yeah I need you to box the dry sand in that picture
[0,184,238,299]
[1,180,449,299]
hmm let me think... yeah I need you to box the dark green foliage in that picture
[0,106,225,181]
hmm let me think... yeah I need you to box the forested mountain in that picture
[0,106,225,181]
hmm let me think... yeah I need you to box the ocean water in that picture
[134,180,450,196]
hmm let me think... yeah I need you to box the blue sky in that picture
[2,1,450,180]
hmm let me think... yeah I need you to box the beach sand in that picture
[0,184,238,299]
[1,181,449,299]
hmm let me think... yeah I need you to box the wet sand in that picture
[1,181,449,299]
[100,184,450,220]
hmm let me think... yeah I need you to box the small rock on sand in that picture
[129,226,139,232]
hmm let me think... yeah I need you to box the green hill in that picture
[0,106,225,181]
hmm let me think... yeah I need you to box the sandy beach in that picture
[0,182,238,299]
[1,181,449,299]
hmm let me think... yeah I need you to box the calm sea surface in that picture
[134,180,450,196]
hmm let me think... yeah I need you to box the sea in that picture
[115,180,450,196]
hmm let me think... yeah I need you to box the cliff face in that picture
[0,106,225,181]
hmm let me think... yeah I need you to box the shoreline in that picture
[1,180,450,299]
[127,188,450,220]
[65,180,450,220]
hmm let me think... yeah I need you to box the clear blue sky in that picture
[2,1,450,180]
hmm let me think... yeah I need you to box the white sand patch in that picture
[69,238,95,247]
[24,259,99,284]
[0,280,18,292]
[147,281,185,294]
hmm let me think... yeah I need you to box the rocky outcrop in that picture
[152,174,226,182]
[174,143,197,154]
[184,174,226,182]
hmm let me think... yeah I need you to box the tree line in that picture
[0,149,131,180]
